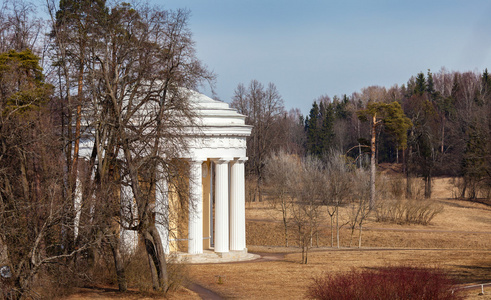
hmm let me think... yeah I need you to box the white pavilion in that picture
[157,91,252,256]
[80,90,252,258]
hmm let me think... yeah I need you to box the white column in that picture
[214,159,230,253]
[230,158,247,251]
[188,159,204,254]
[155,168,169,254]
[120,183,138,254]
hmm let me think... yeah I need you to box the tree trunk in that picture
[301,244,305,264]
[370,114,376,209]
[396,145,399,164]
[335,206,340,248]
[358,224,363,248]
[144,226,169,292]
[402,146,406,174]
[329,211,334,247]
[349,226,355,247]
[282,212,288,247]
[109,236,127,292]
[461,177,467,199]
[257,176,263,202]
[145,235,160,290]
[424,174,432,199]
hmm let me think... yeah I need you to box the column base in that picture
[171,249,257,263]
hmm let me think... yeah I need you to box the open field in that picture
[186,177,491,299]
[66,177,491,299]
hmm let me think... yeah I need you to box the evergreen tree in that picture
[426,69,439,101]
[461,122,488,199]
[414,72,426,96]
[482,68,491,87]
[358,101,412,207]
[320,103,335,152]
[305,101,321,156]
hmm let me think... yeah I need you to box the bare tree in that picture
[322,151,352,248]
[231,80,285,201]
[78,2,212,292]
[46,0,214,292]
[290,156,324,264]
[48,0,108,238]
[0,0,44,52]
[264,150,298,247]
[346,169,371,248]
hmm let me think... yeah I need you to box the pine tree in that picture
[320,103,335,153]
[305,101,321,156]
[358,101,412,208]
[426,69,439,101]
[414,72,426,96]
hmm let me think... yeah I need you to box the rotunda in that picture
[156,90,252,256]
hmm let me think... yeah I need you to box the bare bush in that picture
[307,266,463,300]
[453,177,491,200]
[378,174,406,201]
[375,198,443,225]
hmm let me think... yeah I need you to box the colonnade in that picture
[157,157,247,255]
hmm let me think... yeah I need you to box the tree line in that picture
[235,70,489,263]
[233,68,491,201]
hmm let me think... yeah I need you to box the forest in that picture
[0,0,490,298]
[233,69,491,202]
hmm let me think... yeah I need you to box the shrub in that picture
[375,199,443,225]
[307,266,463,300]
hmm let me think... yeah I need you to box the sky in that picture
[153,1,490,114]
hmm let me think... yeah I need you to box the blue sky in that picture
[156,1,491,114]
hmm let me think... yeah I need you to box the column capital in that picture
[187,157,206,163]
[234,157,248,163]
[212,157,233,164]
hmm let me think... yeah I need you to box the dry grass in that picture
[65,177,491,299]
[63,286,199,299]
[187,178,491,300]
[187,249,491,299]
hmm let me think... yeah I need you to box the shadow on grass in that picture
[449,264,491,284]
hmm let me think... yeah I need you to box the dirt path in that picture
[249,252,286,262]
[187,283,223,300]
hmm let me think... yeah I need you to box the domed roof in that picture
[187,90,252,137]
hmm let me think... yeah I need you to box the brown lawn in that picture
[67,177,491,299]
[186,177,491,299]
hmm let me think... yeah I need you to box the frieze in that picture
[194,136,246,149]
